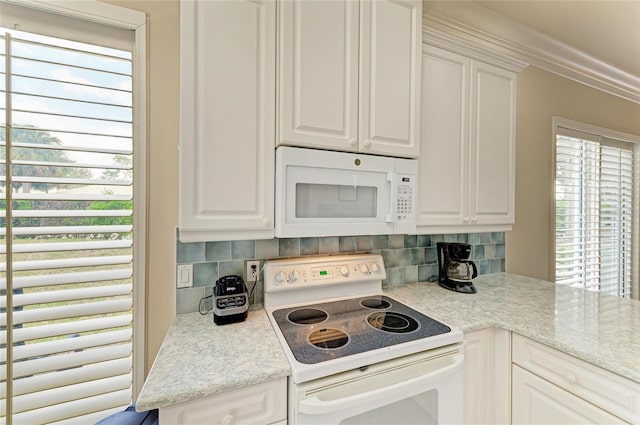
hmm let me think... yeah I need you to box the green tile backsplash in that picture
[176,232,506,314]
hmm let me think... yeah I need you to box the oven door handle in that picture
[298,354,463,416]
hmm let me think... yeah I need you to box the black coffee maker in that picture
[436,242,478,294]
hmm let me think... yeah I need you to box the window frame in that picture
[551,117,640,299]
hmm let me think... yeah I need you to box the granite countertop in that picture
[135,306,290,412]
[385,273,640,383]
[136,273,640,411]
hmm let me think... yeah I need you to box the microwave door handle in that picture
[386,172,395,223]
[299,354,463,416]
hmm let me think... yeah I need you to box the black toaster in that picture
[213,275,248,325]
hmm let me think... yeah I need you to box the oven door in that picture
[291,345,463,425]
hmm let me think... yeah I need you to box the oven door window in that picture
[295,183,377,218]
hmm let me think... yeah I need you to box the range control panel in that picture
[264,254,386,296]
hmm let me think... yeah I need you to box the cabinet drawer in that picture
[159,378,287,425]
[512,334,640,423]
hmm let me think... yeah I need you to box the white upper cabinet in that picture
[418,46,469,227]
[278,0,421,158]
[418,43,521,233]
[179,0,276,242]
[359,0,422,157]
[278,0,359,152]
[469,61,517,226]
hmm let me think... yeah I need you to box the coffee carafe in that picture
[436,242,478,294]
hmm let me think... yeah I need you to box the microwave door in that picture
[280,166,394,237]
[287,168,390,222]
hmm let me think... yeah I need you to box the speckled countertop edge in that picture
[135,306,290,411]
[137,273,640,411]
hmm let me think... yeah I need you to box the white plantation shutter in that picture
[599,143,633,296]
[555,127,634,298]
[1,13,138,424]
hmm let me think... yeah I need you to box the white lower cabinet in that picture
[512,334,640,424]
[463,328,511,425]
[512,365,622,424]
[159,378,287,425]
[464,331,640,425]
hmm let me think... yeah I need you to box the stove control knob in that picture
[340,265,349,277]
[289,270,300,283]
[274,271,286,284]
[370,262,380,273]
[360,263,370,274]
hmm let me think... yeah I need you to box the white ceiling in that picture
[477,1,640,78]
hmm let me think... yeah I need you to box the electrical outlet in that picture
[246,260,260,282]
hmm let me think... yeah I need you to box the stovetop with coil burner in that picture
[271,295,452,365]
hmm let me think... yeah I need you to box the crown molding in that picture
[422,2,640,105]
[2,0,145,29]
[422,22,528,74]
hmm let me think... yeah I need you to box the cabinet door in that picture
[463,329,511,425]
[360,0,421,158]
[179,0,275,242]
[512,366,623,424]
[463,330,490,424]
[512,333,640,423]
[468,61,516,225]
[278,0,359,151]
[417,45,469,227]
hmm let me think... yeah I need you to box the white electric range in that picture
[264,254,464,425]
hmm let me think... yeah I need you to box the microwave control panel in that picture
[395,174,416,223]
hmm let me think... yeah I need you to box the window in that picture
[0,2,146,423]
[554,118,638,298]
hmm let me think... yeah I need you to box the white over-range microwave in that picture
[275,146,418,238]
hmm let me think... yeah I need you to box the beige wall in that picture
[506,66,640,281]
[101,0,179,374]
